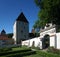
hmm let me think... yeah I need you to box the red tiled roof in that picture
[0,34,12,40]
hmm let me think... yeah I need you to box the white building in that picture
[22,23,60,49]
[13,12,29,44]
[12,12,60,49]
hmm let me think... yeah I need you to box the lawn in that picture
[24,50,60,57]
[0,46,35,57]
[12,46,29,51]
[0,46,60,57]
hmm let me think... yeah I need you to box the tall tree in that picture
[34,0,60,29]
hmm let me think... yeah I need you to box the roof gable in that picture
[16,12,29,23]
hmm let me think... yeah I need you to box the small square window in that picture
[21,30,23,33]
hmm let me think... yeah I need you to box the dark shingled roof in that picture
[1,29,6,35]
[16,12,29,23]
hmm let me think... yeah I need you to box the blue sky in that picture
[0,0,39,33]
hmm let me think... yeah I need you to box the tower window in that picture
[21,30,23,33]
[24,26,25,29]
[24,35,26,38]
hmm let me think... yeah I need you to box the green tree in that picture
[34,0,60,29]
[7,33,13,38]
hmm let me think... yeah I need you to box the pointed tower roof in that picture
[16,12,29,23]
[1,29,6,35]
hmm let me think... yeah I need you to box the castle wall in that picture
[56,33,60,49]
[22,37,40,48]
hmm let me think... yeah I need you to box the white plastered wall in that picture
[56,33,60,49]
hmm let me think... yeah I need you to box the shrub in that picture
[5,51,36,57]
[0,47,12,52]
[47,47,60,55]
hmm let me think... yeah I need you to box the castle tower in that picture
[13,12,29,44]
[1,29,6,35]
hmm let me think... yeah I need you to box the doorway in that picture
[42,35,50,49]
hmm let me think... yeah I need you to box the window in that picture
[24,35,26,38]
[24,26,25,29]
[2,40,6,42]
[21,30,23,33]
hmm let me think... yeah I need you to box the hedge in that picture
[0,48,31,56]
[1,50,36,57]
[0,48,12,52]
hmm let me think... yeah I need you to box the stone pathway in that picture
[42,48,48,52]
[31,49,36,51]
[31,48,48,53]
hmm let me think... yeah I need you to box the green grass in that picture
[0,46,36,57]
[12,46,28,51]
[0,46,60,57]
[24,50,60,57]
